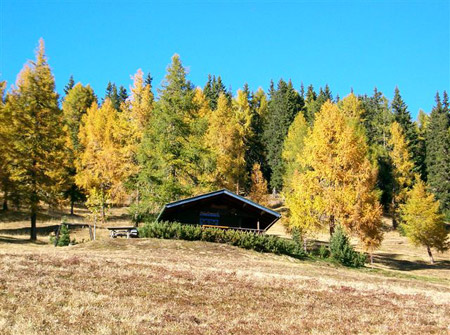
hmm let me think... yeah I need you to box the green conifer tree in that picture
[425,92,450,214]
[391,87,423,177]
[263,79,303,192]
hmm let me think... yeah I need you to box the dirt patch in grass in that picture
[0,239,449,334]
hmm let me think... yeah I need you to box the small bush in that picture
[329,226,366,267]
[52,224,70,247]
[139,221,306,259]
[318,245,330,259]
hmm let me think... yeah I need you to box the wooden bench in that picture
[107,227,139,239]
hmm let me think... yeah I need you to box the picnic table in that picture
[107,226,139,239]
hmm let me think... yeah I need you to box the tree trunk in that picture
[427,246,434,264]
[370,253,374,264]
[70,200,74,216]
[329,215,335,236]
[391,192,397,229]
[2,197,7,211]
[30,209,37,241]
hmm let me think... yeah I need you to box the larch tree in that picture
[282,111,309,194]
[76,99,135,221]
[248,163,269,205]
[388,122,415,229]
[62,83,96,214]
[400,179,448,264]
[425,92,450,214]
[7,39,67,240]
[337,92,364,120]
[112,69,155,220]
[0,81,14,210]
[232,89,253,193]
[205,93,245,192]
[137,54,206,208]
[285,101,383,255]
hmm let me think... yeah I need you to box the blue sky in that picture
[1,0,449,118]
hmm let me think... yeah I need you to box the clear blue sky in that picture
[1,0,449,118]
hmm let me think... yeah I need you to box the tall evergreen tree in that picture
[7,39,66,240]
[263,79,303,192]
[391,87,423,177]
[64,75,75,95]
[360,88,394,208]
[425,91,450,214]
[138,54,207,208]
[203,74,229,110]
[104,82,127,112]
[247,88,270,185]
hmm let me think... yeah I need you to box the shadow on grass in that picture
[0,225,59,236]
[372,253,450,271]
[0,235,47,245]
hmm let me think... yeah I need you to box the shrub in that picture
[139,221,306,259]
[318,245,330,259]
[54,224,71,247]
[329,226,366,267]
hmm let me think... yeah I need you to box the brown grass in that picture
[0,237,449,334]
[1,206,449,334]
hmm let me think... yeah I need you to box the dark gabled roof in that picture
[157,189,281,221]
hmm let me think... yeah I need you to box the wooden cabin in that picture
[157,189,281,233]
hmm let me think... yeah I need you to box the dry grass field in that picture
[0,206,449,334]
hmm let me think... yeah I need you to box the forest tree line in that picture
[0,40,448,260]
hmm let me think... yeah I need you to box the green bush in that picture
[329,226,366,267]
[53,224,70,247]
[318,245,330,259]
[139,221,306,259]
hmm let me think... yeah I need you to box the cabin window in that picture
[199,212,220,226]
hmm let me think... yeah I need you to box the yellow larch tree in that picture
[337,92,365,120]
[6,39,67,240]
[282,112,309,193]
[248,163,269,205]
[76,99,136,221]
[206,93,246,192]
[128,69,153,133]
[285,101,383,256]
[388,121,415,228]
[400,178,448,264]
[232,89,253,193]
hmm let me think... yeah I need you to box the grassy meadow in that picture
[0,206,449,334]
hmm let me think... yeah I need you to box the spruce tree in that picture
[360,88,394,208]
[263,79,303,192]
[64,75,75,95]
[7,39,66,240]
[203,74,229,110]
[391,87,423,177]
[425,91,450,214]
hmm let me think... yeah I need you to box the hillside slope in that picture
[0,238,449,334]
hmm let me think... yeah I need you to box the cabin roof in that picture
[157,189,281,225]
